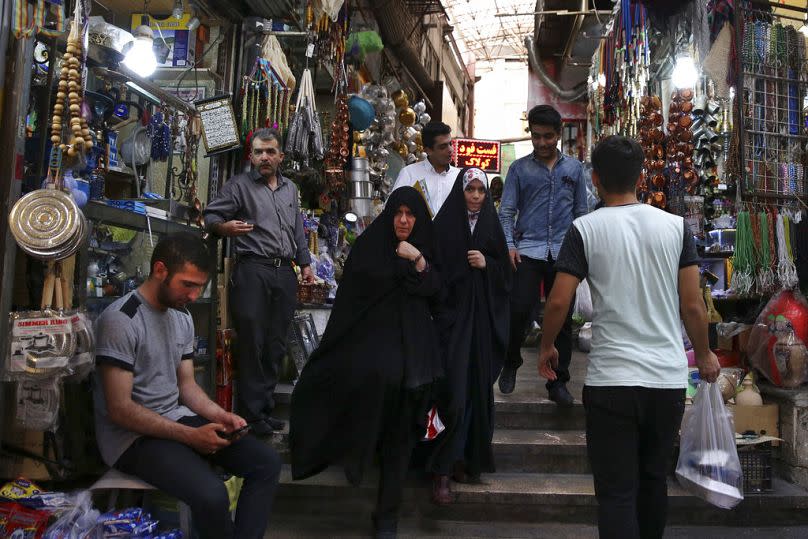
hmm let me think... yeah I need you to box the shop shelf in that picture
[82,201,199,235]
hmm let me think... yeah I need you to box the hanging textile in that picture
[13,0,65,39]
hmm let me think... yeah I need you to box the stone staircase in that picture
[262,351,808,538]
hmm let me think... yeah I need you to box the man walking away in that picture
[537,135,720,539]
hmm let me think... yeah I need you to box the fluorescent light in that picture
[125,82,161,104]
[671,54,698,89]
[123,25,157,78]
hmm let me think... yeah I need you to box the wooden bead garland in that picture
[50,20,93,159]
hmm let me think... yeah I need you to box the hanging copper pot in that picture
[678,88,694,101]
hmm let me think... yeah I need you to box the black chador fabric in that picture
[429,168,511,477]
[290,186,443,485]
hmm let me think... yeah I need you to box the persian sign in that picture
[452,138,501,173]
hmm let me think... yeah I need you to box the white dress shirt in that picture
[391,160,460,219]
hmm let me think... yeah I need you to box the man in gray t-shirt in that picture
[93,290,196,465]
[93,233,281,539]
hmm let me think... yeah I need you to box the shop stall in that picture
[587,0,808,494]
[0,0,445,502]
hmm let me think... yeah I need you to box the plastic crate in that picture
[738,442,773,493]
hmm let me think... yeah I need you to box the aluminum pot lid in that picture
[9,189,81,253]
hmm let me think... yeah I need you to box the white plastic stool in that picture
[90,468,192,537]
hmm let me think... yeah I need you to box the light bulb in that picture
[597,73,606,87]
[172,0,184,19]
[671,54,698,89]
[123,26,157,78]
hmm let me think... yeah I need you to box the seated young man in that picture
[93,232,281,539]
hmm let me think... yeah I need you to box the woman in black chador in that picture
[290,186,443,539]
[428,167,511,504]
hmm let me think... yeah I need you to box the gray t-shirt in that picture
[93,290,195,466]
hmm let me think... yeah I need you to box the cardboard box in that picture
[131,13,196,67]
[0,428,54,481]
[728,403,779,439]
[717,327,752,353]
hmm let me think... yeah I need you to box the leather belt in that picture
[238,254,293,267]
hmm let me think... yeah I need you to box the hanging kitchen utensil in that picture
[119,124,150,167]
[9,187,85,260]
[285,69,323,161]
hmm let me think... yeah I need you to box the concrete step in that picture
[275,381,588,432]
[494,397,586,430]
[265,428,591,475]
[272,465,808,527]
[492,430,589,474]
[264,516,808,539]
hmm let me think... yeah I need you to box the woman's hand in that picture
[468,250,486,269]
[396,241,420,261]
[397,241,427,272]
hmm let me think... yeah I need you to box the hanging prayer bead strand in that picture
[758,211,775,293]
[777,212,799,288]
[732,211,755,295]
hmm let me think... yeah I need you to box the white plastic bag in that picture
[573,280,593,322]
[577,322,592,352]
[676,382,744,509]
[43,490,99,538]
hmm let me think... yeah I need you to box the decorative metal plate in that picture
[9,189,81,259]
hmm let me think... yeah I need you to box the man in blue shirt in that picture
[497,105,588,405]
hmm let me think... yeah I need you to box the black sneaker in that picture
[548,384,575,408]
[498,366,517,394]
[265,416,286,431]
[373,518,397,539]
[250,419,275,436]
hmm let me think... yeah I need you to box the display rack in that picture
[736,2,808,199]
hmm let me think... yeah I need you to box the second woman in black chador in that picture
[428,167,511,504]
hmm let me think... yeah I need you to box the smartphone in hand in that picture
[217,424,252,440]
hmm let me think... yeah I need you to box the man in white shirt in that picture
[537,135,720,539]
[391,121,460,218]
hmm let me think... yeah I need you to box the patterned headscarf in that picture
[463,168,489,232]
